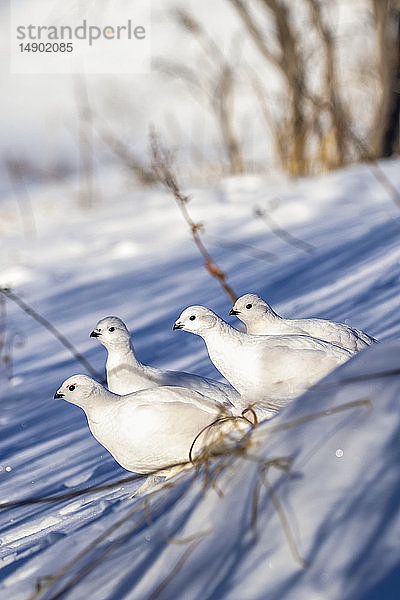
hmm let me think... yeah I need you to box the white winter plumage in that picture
[230,294,377,352]
[174,306,352,406]
[55,375,231,475]
[90,316,240,411]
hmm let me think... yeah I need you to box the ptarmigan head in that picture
[90,316,131,349]
[230,294,277,325]
[174,306,219,335]
[54,374,103,409]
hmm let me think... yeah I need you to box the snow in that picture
[1,158,400,599]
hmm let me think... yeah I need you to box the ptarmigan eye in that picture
[68,385,76,392]
[109,327,115,332]
[246,303,252,309]
[189,315,196,321]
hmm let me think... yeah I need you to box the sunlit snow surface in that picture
[1,160,400,599]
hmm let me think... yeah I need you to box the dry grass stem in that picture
[6,387,380,598]
[0,288,103,382]
[149,129,237,302]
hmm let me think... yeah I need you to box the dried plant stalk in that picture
[6,394,376,599]
[149,129,237,303]
[0,288,103,381]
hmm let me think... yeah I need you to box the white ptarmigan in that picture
[174,306,352,406]
[54,375,232,476]
[90,316,242,412]
[230,294,377,352]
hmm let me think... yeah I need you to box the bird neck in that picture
[84,389,121,423]
[263,305,281,320]
[200,319,245,385]
[106,339,141,368]
[201,317,244,349]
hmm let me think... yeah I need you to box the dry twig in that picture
[149,129,237,303]
[95,118,156,185]
[229,0,309,175]
[170,9,244,175]
[5,156,37,238]
[75,76,95,209]
[0,288,103,382]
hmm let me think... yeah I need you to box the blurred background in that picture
[1,0,399,199]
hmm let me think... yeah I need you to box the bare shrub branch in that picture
[369,0,400,158]
[158,8,245,175]
[149,129,237,303]
[4,156,37,239]
[0,288,104,382]
[75,76,95,209]
[95,118,157,185]
[305,0,350,168]
[230,0,309,176]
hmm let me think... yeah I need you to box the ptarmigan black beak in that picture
[54,392,64,399]
[229,309,240,315]
[90,331,100,337]
[173,322,183,330]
